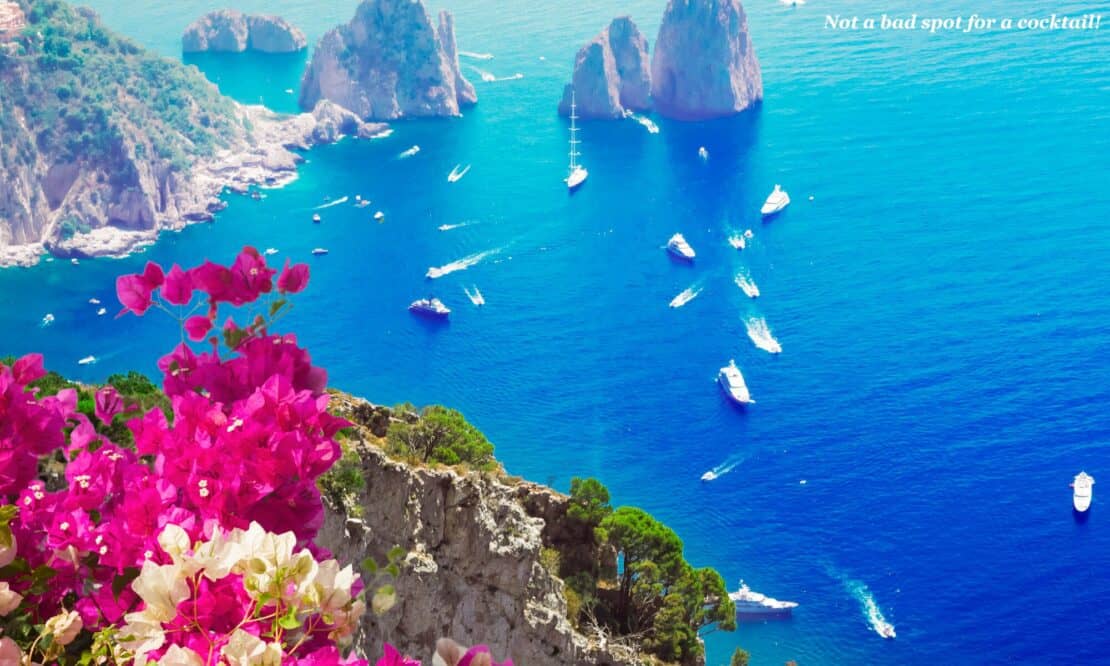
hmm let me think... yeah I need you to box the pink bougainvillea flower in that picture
[11,353,45,385]
[277,260,310,294]
[376,644,420,666]
[162,264,195,306]
[94,386,124,425]
[116,261,166,316]
[185,316,214,342]
[298,646,368,666]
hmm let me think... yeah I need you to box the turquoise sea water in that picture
[2,1,1109,663]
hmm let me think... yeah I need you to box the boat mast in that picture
[569,89,580,172]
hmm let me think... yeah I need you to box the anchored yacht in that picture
[761,185,790,217]
[718,360,753,405]
[565,90,588,191]
[1072,472,1095,512]
[730,582,798,620]
[409,297,450,318]
[667,233,696,261]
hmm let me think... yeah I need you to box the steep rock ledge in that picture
[299,0,476,121]
[182,10,307,53]
[558,17,651,119]
[651,0,763,120]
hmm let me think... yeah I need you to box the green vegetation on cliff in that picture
[0,0,239,173]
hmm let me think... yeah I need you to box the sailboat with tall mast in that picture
[565,89,588,191]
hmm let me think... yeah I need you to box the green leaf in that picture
[387,545,406,562]
[277,605,301,630]
[269,298,286,317]
[361,557,379,575]
[386,563,399,578]
[0,504,18,526]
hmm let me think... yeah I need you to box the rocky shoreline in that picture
[0,101,387,268]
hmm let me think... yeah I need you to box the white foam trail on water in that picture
[848,580,896,639]
[398,145,420,159]
[745,316,782,354]
[370,128,393,139]
[313,196,349,210]
[459,50,494,60]
[437,221,477,232]
[628,112,660,134]
[669,285,702,308]
[426,248,499,279]
[466,65,522,82]
[463,286,485,306]
[447,164,472,182]
[702,454,748,481]
[735,272,760,299]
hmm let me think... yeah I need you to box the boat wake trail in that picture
[669,284,702,308]
[437,221,477,232]
[735,272,761,299]
[447,164,472,183]
[398,145,421,159]
[824,567,896,640]
[465,65,523,82]
[459,50,494,60]
[313,195,349,210]
[463,285,485,306]
[745,317,782,354]
[426,248,500,279]
[624,111,660,134]
[701,454,748,481]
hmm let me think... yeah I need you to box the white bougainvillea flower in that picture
[118,610,167,657]
[158,644,205,666]
[221,628,284,666]
[131,561,189,622]
[0,581,23,616]
[43,609,83,646]
[157,523,192,566]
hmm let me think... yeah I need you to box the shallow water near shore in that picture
[2,1,1109,663]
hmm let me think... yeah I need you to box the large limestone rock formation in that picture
[319,397,641,665]
[558,17,651,119]
[182,10,307,53]
[651,0,763,120]
[299,0,477,121]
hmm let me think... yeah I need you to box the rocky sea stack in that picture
[182,9,307,53]
[299,0,476,121]
[557,17,651,119]
[651,0,763,120]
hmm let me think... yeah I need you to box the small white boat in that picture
[666,233,696,261]
[312,213,322,223]
[761,185,791,217]
[447,164,472,183]
[409,297,450,318]
[311,248,329,256]
[88,298,101,305]
[96,307,107,316]
[41,313,55,327]
[264,248,279,256]
[374,211,385,222]
[354,196,371,208]
[284,88,294,94]
[463,286,485,307]
[698,146,709,161]
[71,258,80,265]
[77,355,97,365]
[399,145,421,159]
[744,229,754,239]
[701,470,718,482]
[1072,472,1095,512]
[718,360,754,405]
[565,90,588,191]
[728,235,746,250]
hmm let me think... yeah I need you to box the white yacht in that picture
[409,297,450,318]
[311,248,329,256]
[96,307,107,316]
[761,185,790,217]
[88,297,101,305]
[374,211,385,222]
[698,146,709,161]
[264,248,279,256]
[1072,472,1094,512]
[354,195,370,208]
[666,233,696,261]
[565,90,588,191]
[730,582,798,620]
[718,360,754,405]
[700,470,718,482]
[312,213,321,223]
[744,229,754,239]
[77,355,97,365]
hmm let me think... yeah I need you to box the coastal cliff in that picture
[558,17,651,119]
[182,9,307,53]
[651,0,763,120]
[299,0,476,121]
[0,0,385,267]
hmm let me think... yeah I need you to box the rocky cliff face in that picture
[299,0,476,121]
[558,17,651,119]
[0,0,385,267]
[651,0,763,120]
[319,397,641,666]
[182,10,307,53]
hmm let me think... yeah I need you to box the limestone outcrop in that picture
[651,0,763,120]
[557,17,651,119]
[299,0,476,121]
[182,10,307,53]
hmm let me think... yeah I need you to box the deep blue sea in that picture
[2,1,1109,663]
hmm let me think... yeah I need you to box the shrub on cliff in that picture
[385,404,495,470]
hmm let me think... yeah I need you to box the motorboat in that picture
[447,164,472,183]
[744,229,754,239]
[77,355,97,365]
[96,308,107,316]
[729,582,797,620]
[701,470,718,482]
[70,258,79,265]
[354,196,371,208]
[374,211,385,222]
[312,213,321,223]
[1072,472,1095,512]
[761,185,790,217]
[311,248,329,256]
[41,313,55,327]
[264,248,279,256]
[718,360,754,405]
[698,146,709,161]
[666,233,696,261]
[565,90,588,191]
[728,235,746,250]
[88,298,101,305]
[409,297,450,318]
